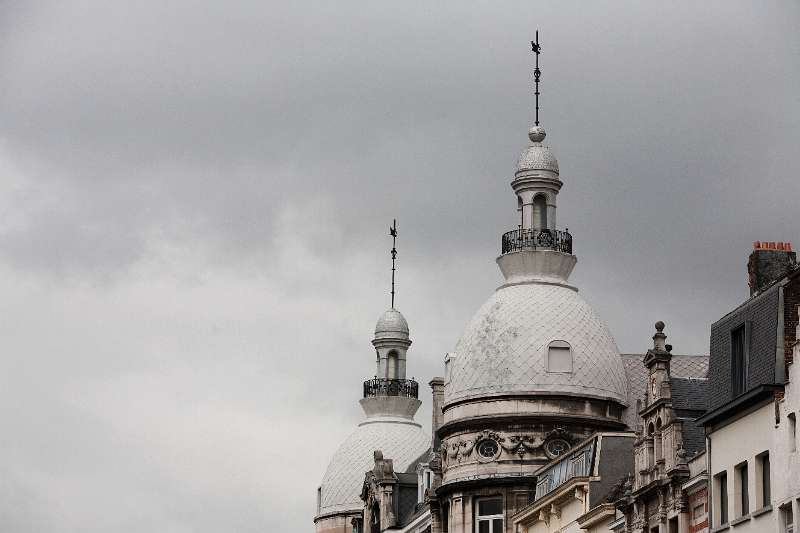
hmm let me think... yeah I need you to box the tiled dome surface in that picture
[516,144,559,174]
[374,308,410,340]
[317,420,429,517]
[445,283,628,405]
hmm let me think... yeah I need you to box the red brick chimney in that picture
[748,241,797,296]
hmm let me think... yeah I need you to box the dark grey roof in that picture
[670,377,709,457]
[670,377,709,411]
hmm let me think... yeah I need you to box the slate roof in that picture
[670,377,709,457]
[670,377,709,412]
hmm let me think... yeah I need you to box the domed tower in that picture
[435,35,628,532]
[315,225,430,533]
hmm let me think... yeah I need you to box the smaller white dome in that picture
[374,308,409,340]
[317,420,429,517]
[516,126,559,174]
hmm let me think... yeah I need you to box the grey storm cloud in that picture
[0,1,798,532]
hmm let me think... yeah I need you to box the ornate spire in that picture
[389,219,398,308]
[531,30,542,126]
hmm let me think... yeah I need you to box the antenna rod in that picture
[531,30,541,126]
[389,219,398,308]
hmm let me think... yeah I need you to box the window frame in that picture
[475,497,504,533]
[546,340,573,374]
[780,502,794,533]
[715,470,729,526]
[734,461,749,517]
[730,323,750,398]
[755,451,771,509]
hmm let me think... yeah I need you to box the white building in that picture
[698,252,800,533]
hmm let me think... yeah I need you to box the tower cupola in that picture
[361,220,420,420]
[497,35,575,287]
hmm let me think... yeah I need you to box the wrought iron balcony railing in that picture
[363,378,419,399]
[501,228,573,255]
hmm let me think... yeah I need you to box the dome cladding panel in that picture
[445,283,628,405]
[317,421,429,517]
[374,308,409,339]
[516,144,559,174]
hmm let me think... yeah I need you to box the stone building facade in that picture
[614,323,708,533]
[311,53,797,533]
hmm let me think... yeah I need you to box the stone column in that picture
[430,378,444,449]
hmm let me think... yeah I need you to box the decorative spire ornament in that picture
[389,219,398,308]
[531,30,542,126]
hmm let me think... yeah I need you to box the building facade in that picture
[311,49,799,533]
[697,244,800,533]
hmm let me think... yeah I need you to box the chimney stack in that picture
[429,378,444,449]
[748,242,796,296]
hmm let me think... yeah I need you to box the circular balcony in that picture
[363,378,419,399]
[501,228,573,255]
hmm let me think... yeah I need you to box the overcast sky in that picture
[0,1,798,531]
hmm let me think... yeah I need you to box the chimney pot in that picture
[748,242,797,296]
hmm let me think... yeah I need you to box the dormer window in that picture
[731,324,749,397]
[547,341,572,373]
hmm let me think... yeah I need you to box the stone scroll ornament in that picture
[439,443,449,471]
[500,434,545,458]
[459,439,475,460]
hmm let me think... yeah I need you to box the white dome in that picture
[516,144,559,174]
[317,420,429,517]
[516,127,559,174]
[445,282,628,406]
[374,308,410,340]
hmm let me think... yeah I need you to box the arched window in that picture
[647,423,656,468]
[547,341,572,373]
[386,351,399,379]
[654,419,663,462]
[533,194,548,229]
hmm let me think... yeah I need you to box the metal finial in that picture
[531,30,542,126]
[389,219,398,308]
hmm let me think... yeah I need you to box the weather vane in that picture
[389,219,398,308]
[531,30,542,126]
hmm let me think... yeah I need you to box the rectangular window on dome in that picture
[547,344,572,373]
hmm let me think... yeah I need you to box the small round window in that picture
[544,438,571,459]
[477,439,499,459]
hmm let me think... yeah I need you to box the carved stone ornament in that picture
[500,434,545,458]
